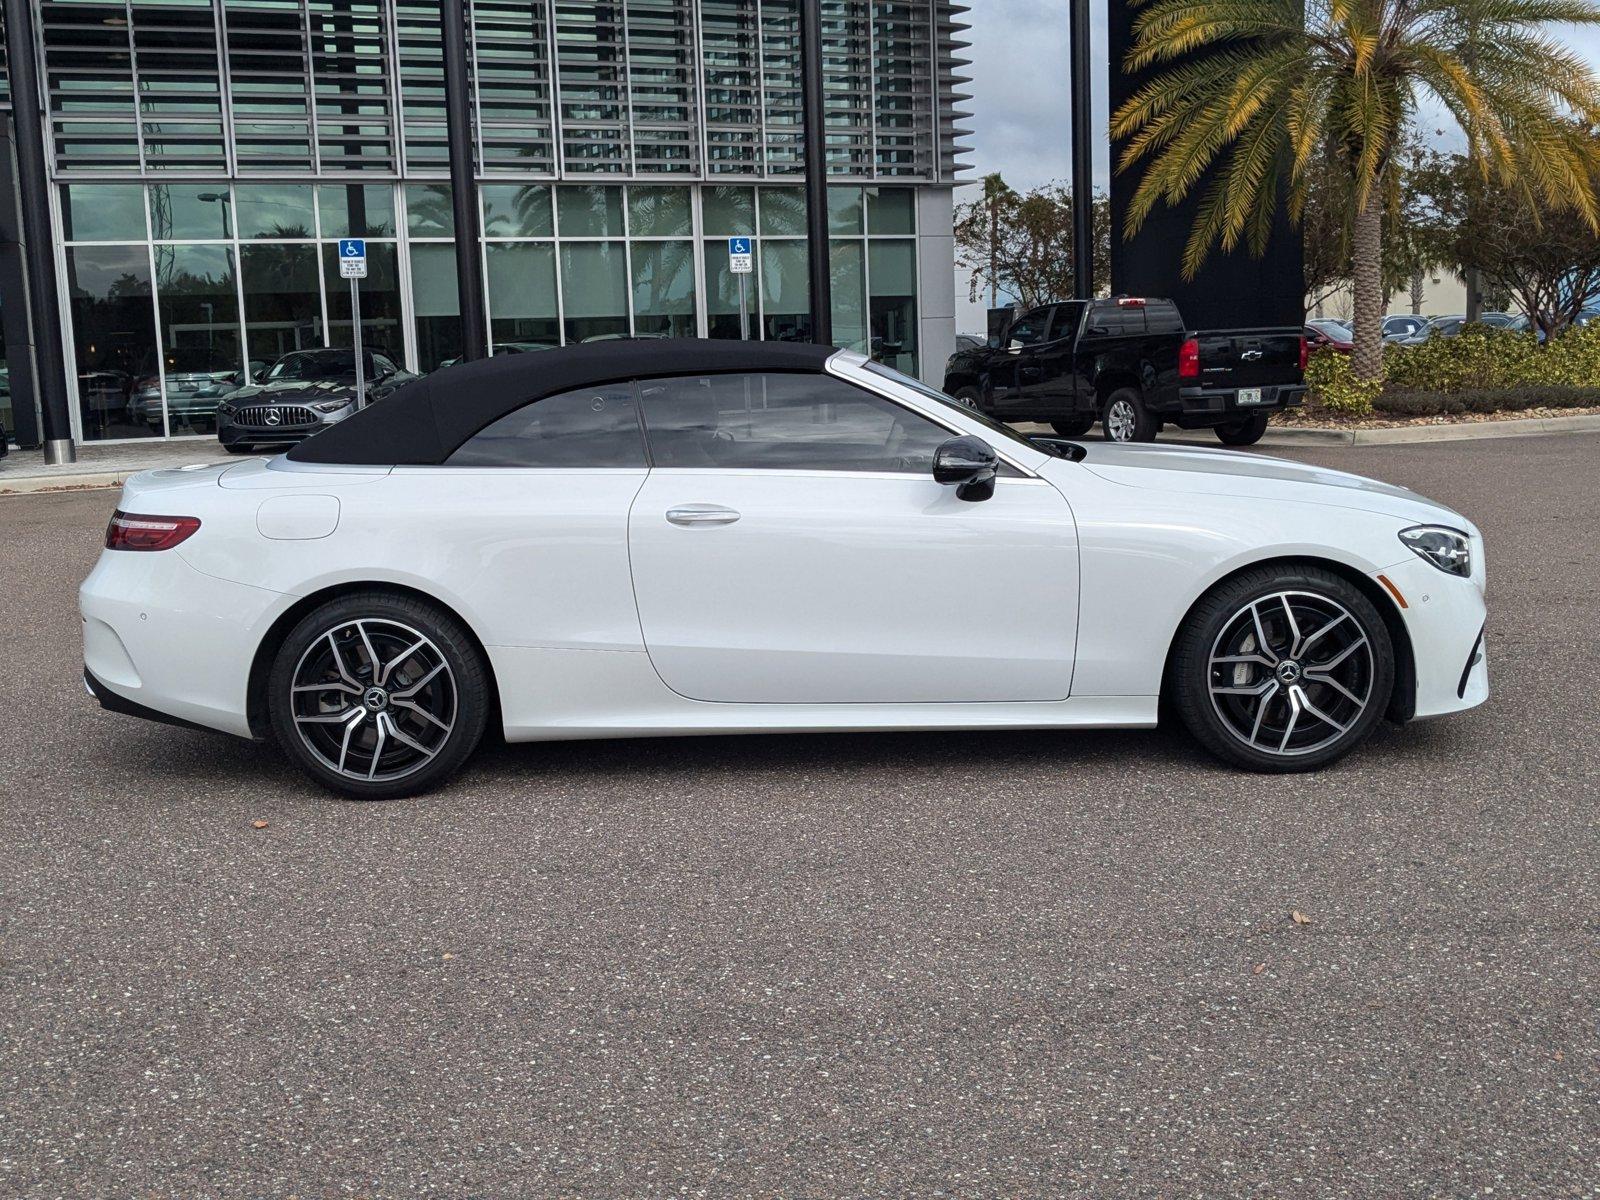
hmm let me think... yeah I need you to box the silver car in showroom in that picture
[216,348,415,453]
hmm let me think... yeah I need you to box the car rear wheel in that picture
[1102,388,1160,442]
[952,385,983,410]
[267,591,490,800]
[1216,411,1270,446]
[1170,566,1394,772]
[1049,417,1095,437]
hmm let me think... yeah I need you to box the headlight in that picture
[1399,525,1472,577]
[310,398,353,413]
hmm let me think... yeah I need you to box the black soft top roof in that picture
[286,338,836,465]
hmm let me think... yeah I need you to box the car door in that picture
[988,305,1055,421]
[626,369,1079,704]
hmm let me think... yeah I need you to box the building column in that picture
[441,0,488,361]
[3,0,75,462]
[916,187,957,386]
[0,118,42,448]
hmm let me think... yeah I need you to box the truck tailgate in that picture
[1193,328,1303,389]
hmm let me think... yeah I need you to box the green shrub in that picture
[1305,347,1381,415]
[1376,385,1600,416]
[1384,323,1600,392]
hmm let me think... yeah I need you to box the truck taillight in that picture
[1298,335,1309,372]
[105,511,201,551]
[1178,337,1200,379]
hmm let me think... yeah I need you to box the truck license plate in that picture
[1238,387,1264,405]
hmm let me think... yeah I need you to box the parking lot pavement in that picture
[1,434,1595,1198]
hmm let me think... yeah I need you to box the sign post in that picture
[339,239,369,406]
[727,236,753,340]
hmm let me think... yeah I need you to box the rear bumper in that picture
[1166,384,1306,427]
[80,547,287,738]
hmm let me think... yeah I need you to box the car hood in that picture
[228,379,358,403]
[1066,441,1471,528]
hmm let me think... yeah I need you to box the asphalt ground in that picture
[1,434,1596,1198]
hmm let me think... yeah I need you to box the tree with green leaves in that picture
[953,175,1110,310]
[1112,0,1600,379]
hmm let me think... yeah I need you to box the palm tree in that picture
[1112,0,1600,379]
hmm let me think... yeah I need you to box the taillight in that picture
[1178,337,1200,379]
[105,510,201,551]
[1298,335,1309,372]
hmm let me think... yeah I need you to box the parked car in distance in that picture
[953,333,985,355]
[1305,319,1354,353]
[83,340,1490,799]
[943,297,1306,446]
[1382,314,1431,344]
[216,348,417,454]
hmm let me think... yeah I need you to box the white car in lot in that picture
[81,341,1488,799]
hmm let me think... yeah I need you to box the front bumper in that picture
[1375,555,1489,720]
[218,418,322,446]
[1169,384,1307,427]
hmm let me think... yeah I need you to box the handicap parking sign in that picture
[339,238,367,279]
[727,236,753,274]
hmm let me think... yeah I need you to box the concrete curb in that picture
[0,469,152,496]
[1168,411,1600,447]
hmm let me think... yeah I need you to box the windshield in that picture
[860,361,1064,456]
[267,351,357,383]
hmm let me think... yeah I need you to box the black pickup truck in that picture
[943,297,1307,445]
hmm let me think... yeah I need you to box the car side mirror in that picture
[932,435,999,502]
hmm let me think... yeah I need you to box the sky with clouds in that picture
[953,0,1600,329]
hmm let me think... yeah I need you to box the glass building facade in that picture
[0,1,969,445]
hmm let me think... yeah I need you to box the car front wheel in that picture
[952,385,983,410]
[1049,417,1095,437]
[1102,388,1160,442]
[1170,566,1394,772]
[267,591,490,799]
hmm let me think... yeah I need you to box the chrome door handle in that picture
[666,505,741,527]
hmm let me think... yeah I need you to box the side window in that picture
[638,372,956,473]
[446,383,646,468]
[1006,306,1054,347]
[1050,303,1084,342]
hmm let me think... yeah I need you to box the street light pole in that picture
[1069,0,1095,300]
[800,0,833,345]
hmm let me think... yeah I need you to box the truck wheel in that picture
[1102,389,1160,442]
[1050,417,1095,437]
[1216,411,1270,446]
[952,385,983,411]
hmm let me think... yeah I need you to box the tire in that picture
[952,385,983,411]
[267,591,491,800]
[1101,388,1161,442]
[1216,411,1270,446]
[1050,417,1095,437]
[223,443,254,454]
[1170,565,1394,773]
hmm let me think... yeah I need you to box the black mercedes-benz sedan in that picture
[216,348,417,453]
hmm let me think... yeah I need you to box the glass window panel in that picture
[410,241,462,371]
[149,186,234,241]
[64,245,158,441]
[556,185,624,238]
[869,239,919,376]
[234,184,316,239]
[486,243,560,350]
[760,239,810,343]
[239,242,324,375]
[828,186,864,235]
[830,240,867,354]
[447,383,645,468]
[560,242,628,342]
[701,185,754,235]
[638,372,951,472]
[758,187,805,236]
[481,184,554,237]
[702,240,757,340]
[867,187,915,235]
[626,186,692,237]
[153,244,245,437]
[322,243,405,363]
[318,185,397,239]
[61,184,146,243]
[630,241,697,337]
[407,184,455,237]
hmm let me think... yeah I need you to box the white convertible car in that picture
[81,340,1488,800]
